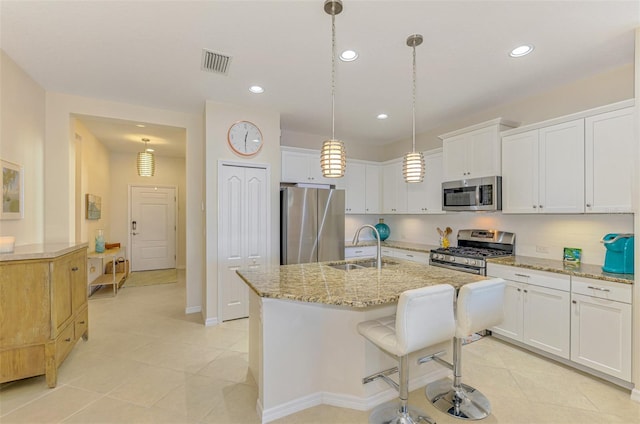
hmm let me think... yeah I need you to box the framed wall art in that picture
[86,193,102,220]
[1,159,23,220]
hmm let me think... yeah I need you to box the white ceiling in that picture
[1,1,638,156]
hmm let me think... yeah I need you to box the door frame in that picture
[128,184,179,271]
[217,160,271,322]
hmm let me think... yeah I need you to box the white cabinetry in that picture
[381,247,429,263]
[487,264,570,359]
[382,150,444,215]
[342,162,381,214]
[345,246,377,259]
[501,100,634,215]
[585,107,634,213]
[281,148,333,185]
[570,277,632,381]
[441,118,517,181]
[502,119,584,214]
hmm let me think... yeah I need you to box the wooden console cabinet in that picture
[0,244,88,388]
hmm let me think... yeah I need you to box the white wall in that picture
[109,152,187,269]
[281,129,384,162]
[0,50,45,245]
[204,101,281,325]
[44,92,203,314]
[73,119,111,250]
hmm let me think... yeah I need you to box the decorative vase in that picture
[374,219,390,241]
[95,229,105,253]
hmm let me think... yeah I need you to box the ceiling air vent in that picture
[201,49,232,75]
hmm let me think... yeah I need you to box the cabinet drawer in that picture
[55,323,75,366]
[572,277,632,304]
[381,247,396,257]
[487,264,570,291]
[345,246,376,259]
[394,250,429,263]
[74,307,89,340]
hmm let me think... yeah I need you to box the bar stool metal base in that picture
[425,378,491,420]
[369,401,434,424]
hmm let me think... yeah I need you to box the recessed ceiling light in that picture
[340,50,358,62]
[377,113,388,120]
[136,124,145,128]
[249,85,264,94]
[510,44,534,57]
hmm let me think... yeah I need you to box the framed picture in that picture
[1,160,23,220]
[86,194,102,220]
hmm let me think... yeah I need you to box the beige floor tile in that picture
[197,350,254,385]
[61,396,196,424]
[65,355,146,394]
[200,383,261,424]
[0,376,51,417]
[125,339,225,374]
[273,404,369,424]
[0,386,102,423]
[107,364,187,407]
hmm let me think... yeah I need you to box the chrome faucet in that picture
[352,225,382,270]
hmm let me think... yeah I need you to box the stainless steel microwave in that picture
[442,176,502,211]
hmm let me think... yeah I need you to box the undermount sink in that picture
[327,259,397,271]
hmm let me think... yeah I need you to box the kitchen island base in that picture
[248,292,452,423]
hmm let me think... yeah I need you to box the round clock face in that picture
[227,121,263,156]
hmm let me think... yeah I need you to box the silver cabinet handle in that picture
[586,204,592,207]
[539,205,543,209]
[406,254,414,258]
[587,286,610,292]
[516,288,522,292]
[532,205,537,209]
[515,273,530,278]
[572,300,577,304]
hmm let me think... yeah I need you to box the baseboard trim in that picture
[185,306,201,314]
[204,316,219,327]
[259,367,450,423]
[631,388,640,403]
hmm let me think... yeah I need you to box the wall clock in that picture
[227,120,263,156]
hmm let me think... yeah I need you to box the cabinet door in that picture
[70,250,87,312]
[281,150,311,183]
[344,162,366,214]
[407,175,429,214]
[570,293,631,381]
[523,284,570,359]
[424,151,443,213]
[502,130,539,213]
[382,162,406,213]
[585,108,634,213]
[51,255,74,333]
[468,126,501,178]
[365,165,381,214]
[442,134,469,180]
[538,119,585,213]
[491,280,523,341]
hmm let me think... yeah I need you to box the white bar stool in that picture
[424,278,505,420]
[358,284,456,424]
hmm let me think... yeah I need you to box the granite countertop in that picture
[236,258,485,308]
[345,240,439,254]
[0,242,88,262]
[489,256,634,285]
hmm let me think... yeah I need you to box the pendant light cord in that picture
[412,43,416,153]
[331,8,336,140]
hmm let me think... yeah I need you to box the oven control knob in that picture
[462,258,469,264]
[450,257,455,262]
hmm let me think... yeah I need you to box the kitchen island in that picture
[236,258,485,423]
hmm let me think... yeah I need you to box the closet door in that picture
[219,165,268,321]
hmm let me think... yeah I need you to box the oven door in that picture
[429,258,484,275]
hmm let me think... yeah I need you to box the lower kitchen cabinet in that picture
[488,264,570,359]
[381,247,429,263]
[570,277,632,382]
[345,245,376,259]
[0,246,88,388]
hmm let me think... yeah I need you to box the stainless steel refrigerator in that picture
[280,186,345,265]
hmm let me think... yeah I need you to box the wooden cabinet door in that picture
[70,250,87,312]
[538,119,585,213]
[570,292,631,381]
[523,284,570,359]
[585,107,634,213]
[502,130,539,214]
[51,255,74,333]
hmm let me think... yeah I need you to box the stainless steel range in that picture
[429,229,516,275]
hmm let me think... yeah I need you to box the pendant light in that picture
[403,34,425,183]
[320,0,346,178]
[137,138,155,177]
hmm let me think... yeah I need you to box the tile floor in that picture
[1,274,639,423]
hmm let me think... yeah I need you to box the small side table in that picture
[88,247,127,296]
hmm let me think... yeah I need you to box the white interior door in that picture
[219,164,268,321]
[130,186,177,271]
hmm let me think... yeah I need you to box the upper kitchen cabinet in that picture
[342,161,381,214]
[585,107,634,213]
[501,100,634,215]
[281,147,334,185]
[382,161,408,214]
[440,118,518,181]
[503,119,585,214]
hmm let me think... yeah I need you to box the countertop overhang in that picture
[0,242,88,262]
[236,258,485,308]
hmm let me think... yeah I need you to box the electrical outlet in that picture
[536,245,549,254]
